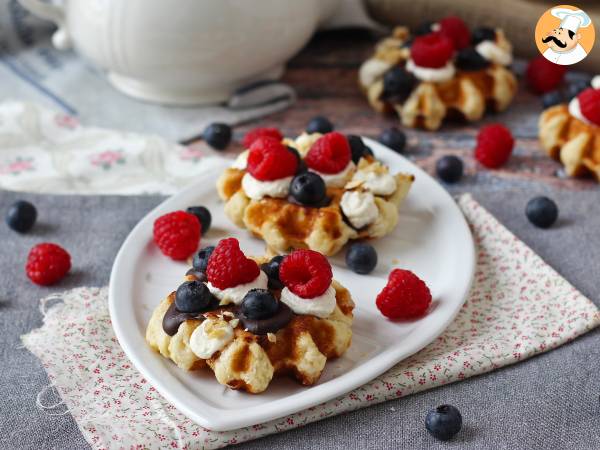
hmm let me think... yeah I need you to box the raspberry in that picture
[526,56,567,94]
[305,132,351,174]
[474,124,514,168]
[153,211,201,260]
[376,269,432,320]
[410,33,455,68]
[247,137,298,181]
[206,238,260,289]
[26,243,71,286]
[578,88,600,126]
[438,16,471,50]
[280,249,332,298]
[243,127,283,149]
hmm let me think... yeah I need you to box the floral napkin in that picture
[21,194,600,450]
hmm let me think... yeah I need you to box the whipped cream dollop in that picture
[310,161,355,188]
[406,59,455,83]
[189,318,234,359]
[591,75,600,90]
[475,40,512,66]
[340,190,378,229]
[242,173,292,200]
[350,169,396,196]
[359,58,393,87]
[231,150,249,170]
[207,270,268,305]
[280,284,336,318]
[568,96,594,126]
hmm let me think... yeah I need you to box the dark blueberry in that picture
[382,67,417,102]
[471,27,496,45]
[240,289,279,320]
[345,243,378,275]
[436,155,464,183]
[347,135,368,163]
[566,79,590,100]
[541,90,563,109]
[306,116,333,134]
[363,146,374,157]
[175,280,213,313]
[401,37,414,48]
[287,146,307,173]
[455,48,490,71]
[192,245,215,273]
[290,172,326,206]
[425,405,463,441]
[186,206,212,233]
[413,21,434,36]
[185,267,207,282]
[525,196,558,229]
[260,255,284,290]
[202,122,232,150]
[6,200,37,233]
[379,127,406,153]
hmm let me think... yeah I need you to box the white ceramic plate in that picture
[109,138,475,431]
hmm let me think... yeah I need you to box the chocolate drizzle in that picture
[162,296,220,336]
[236,302,293,335]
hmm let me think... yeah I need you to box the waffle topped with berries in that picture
[217,129,414,256]
[539,77,600,181]
[145,239,354,394]
[359,16,517,130]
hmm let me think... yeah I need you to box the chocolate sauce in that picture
[237,302,293,335]
[161,296,220,336]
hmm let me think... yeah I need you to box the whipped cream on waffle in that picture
[475,41,512,66]
[207,270,268,305]
[242,173,292,200]
[568,96,593,126]
[350,169,396,195]
[280,284,336,318]
[231,150,249,170]
[406,59,455,83]
[189,318,234,359]
[340,190,378,229]
[310,161,355,188]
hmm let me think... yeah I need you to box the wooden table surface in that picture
[193,29,597,193]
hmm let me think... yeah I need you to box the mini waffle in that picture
[359,26,518,130]
[217,152,414,256]
[145,260,354,394]
[539,104,600,181]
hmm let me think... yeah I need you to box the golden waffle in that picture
[539,104,600,181]
[145,260,354,394]
[360,26,518,130]
[217,154,414,256]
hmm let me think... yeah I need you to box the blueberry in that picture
[287,146,307,174]
[455,48,490,71]
[186,206,212,233]
[379,127,406,153]
[541,90,563,109]
[345,243,377,274]
[202,122,232,150]
[382,67,417,102]
[306,116,333,134]
[192,245,215,273]
[526,196,558,228]
[471,27,496,45]
[425,405,462,441]
[6,200,37,232]
[260,255,284,290]
[566,79,590,100]
[175,280,213,313]
[240,289,278,320]
[347,135,370,163]
[436,155,464,183]
[413,21,434,36]
[290,172,326,206]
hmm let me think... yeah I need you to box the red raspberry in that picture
[474,124,514,168]
[26,243,71,286]
[242,127,283,149]
[153,211,200,261]
[206,237,260,289]
[247,136,298,181]
[526,56,567,94]
[410,33,455,68]
[280,249,333,298]
[578,88,600,126]
[438,16,471,50]
[376,269,431,320]
[305,132,351,174]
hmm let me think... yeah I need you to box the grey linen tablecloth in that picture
[1,183,599,450]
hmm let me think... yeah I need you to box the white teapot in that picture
[19,0,340,105]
